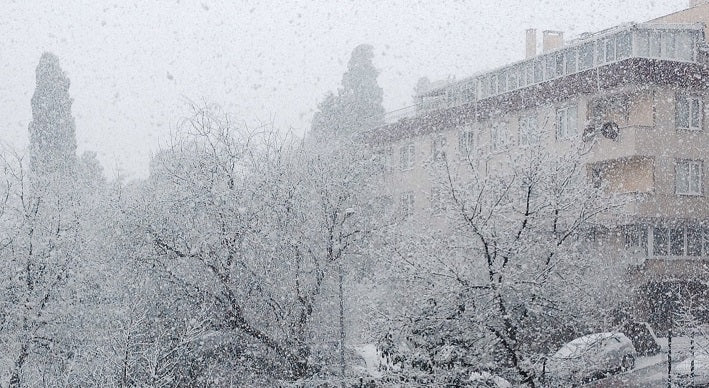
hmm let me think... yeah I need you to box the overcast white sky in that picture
[0,0,688,179]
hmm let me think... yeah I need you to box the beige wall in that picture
[649,3,709,39]
[598,157,654,194]
[374,4,709,226]
[375,84,709,226]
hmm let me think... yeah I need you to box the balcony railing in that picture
[382,105,419,124]
[584,124,656,163]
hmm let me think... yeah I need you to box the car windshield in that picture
[553,333,618,359]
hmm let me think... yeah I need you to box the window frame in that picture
[376,146,394,173]
[400,191,415,218]
[652,224,706,257]
[431,135,447,162]
[430,187,446,215]
[675,159,703,196]
[458,126,475,159]
[556,104,578,141]
[490,121,509,153]
[578,42,594,70]
[616,32,632,59]
[399,143,416,171]
[624,224,648,256]
[518,113,540,147]
[564,49,577,75]
[374,195,393,217]
[676,94,703,131]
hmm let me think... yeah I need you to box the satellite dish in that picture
[601,122,620,140]
[582,125,597,142]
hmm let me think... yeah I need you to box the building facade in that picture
[369,2,709,329]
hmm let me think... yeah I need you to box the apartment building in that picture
[369,2,709,328]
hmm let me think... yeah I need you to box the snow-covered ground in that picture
[353,344,385,379]
[656,334,709,357]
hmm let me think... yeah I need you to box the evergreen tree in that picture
[311,44,385,137]
[311,91,340,136]
[28,52,77,178]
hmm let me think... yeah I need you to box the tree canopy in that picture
[28,52,77,178]
[311,44,385,137]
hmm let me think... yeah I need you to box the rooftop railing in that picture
[382,104,419,124]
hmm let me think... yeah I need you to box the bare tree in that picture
[0,148,85,387]
[128,104,377,383]
[379,145,627,386]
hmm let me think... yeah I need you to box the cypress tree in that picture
[311,44,385,137]
[28,52,77,178]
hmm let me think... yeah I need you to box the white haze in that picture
[0,0,686,179]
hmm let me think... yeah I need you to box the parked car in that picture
[545,332,637,385]
[674,354,709,386]
[469,371,512,388]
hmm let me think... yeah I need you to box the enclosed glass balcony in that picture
[414,23,704,115]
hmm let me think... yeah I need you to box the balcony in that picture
[584,125,655,164]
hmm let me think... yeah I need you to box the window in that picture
[458,127,475,157]
[579,42,594,70]
[616,32,632,59]
[676,95,702,131]
[624,224,648,255]
[478,77,489,98]
[555,53,564,76]
[545,55,557,80]
[649,31,661,57]
[499,71,508,93]
[376,146,394,173]
[525,63,534,86]
[556,105,578,140]
[662,32,676,58]
[384,146,394,171]
[653,226,668,256]
[635,31,649,57]
[596,39,606,64]
[400,191,415,218]
[533,59,544,83]
[653,225,706,257]
[687,227,703,256]
[604,37,616,62]
[518,114,539,146]
[564,49,577,74]
[508,67,518,90]
[675,160,703,195]
[490,74,498,95]
[490,122,508,153]
[676,32,694,61]
[463,82,476,102]
[399,143,416,171]
[430,187,446,214]
[636,29,689,60]
[670,227,684,255]
[432,136,447,162]
[374,195,393,216]
[595,36,623,64]
[445,89,457,107]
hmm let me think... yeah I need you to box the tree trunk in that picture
[339,261,346,388]
[9,342,30,388]
[690,330,695,385]
[667,326,672,388]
